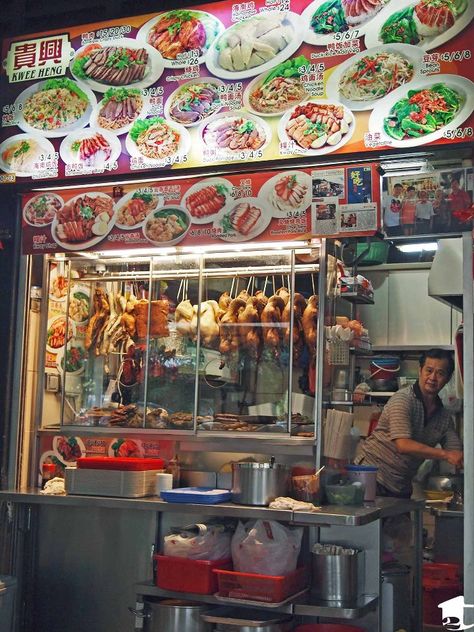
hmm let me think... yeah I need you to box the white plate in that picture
[164,77,225,127]
[243,64,309,117]
[212,197,272,242]
[14,80,96,139]
[115,189,164,230]
[258,171,312,218]
[68,283,91,324]
[48,265,69,302]
[205,11,303,80]
[125,118,191,165]
[368,74,474,148]
[53,435,86,465]
[46,316,76,354]
[142,205,192,246]
[326,44,425,112]
[181,177,235,224]
[365,0,474,51]
[90,90,151,136]
[301,0,392,46]
[108,438,144,457]
[23,192,63,227]
[59,129,122,168]
[137,11,225,69]
[55,343,86,376]
[199,110,272,157]
[278,99,356,156]
[51,192,116,251]
[70,38,164,93]
[0,133,56,178]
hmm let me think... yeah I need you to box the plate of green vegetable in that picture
[365,0,474,52]
[142,205,192,246]
[368,74,474,148]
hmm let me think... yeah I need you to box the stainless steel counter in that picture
[0,489,421,525]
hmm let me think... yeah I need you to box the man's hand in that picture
[444,450,463,468]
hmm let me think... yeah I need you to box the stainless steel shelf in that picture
[293,594,378,619]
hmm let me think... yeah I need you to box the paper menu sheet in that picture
[323,409,354,460]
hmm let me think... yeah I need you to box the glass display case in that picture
[40,247,321,437]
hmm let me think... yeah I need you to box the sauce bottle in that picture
[166,455,180,487]
[41,463,56,488]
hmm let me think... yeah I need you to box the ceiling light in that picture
[397,242,438,253]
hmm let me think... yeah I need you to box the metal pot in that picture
[427,475,463,492]
[141,599,213,632]
[231,459,290,506]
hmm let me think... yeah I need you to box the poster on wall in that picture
[383,167,473,237]
[21,163,380,254]
[1,0,474,183]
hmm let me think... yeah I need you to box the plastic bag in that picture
[164,523,231,560]
[231,519,303,575]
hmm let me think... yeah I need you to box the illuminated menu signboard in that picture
[2,0,473,183]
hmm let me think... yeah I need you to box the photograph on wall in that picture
[347,166,373,204]
[311,197,338,235]
[383,167,473,238]
[312,168,345,199]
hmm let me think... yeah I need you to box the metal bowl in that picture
[426,475,463,492]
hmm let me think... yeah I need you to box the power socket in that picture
[45,373,60,393]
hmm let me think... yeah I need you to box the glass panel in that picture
[197,251,292,434]
[291,254,320,438]
[61,256,152,427]
[144,255,200,430]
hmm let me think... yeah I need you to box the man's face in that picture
[393,185,403,197]
[419,357,451,397]
[452,180,460,192]
[420,191,428,201]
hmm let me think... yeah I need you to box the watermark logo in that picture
[439,596,474,630]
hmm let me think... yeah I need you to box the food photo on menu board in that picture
[0,0,473,183]
[20,164,381,254]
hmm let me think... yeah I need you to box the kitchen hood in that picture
[428,237,463,311]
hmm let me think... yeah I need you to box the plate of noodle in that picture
[326,44,424,111]
[125,117,190,166]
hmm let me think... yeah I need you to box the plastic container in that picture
[293,625,365,632]
[356,241,389,266]
[345,465,378,501]
[369,357,399,381]
[423,581,462,625]
[325,483,365,506]
[423,562,461,584]
[160,487,231,504]
[214,566,309,603]
[311,550,361,602]
[154,555,232,594]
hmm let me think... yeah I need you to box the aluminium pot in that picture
[143,599,213,632]
[231,460,290,506]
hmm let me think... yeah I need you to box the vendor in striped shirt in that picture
[356,348,463,498]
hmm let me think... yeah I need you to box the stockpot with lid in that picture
[231,458,290,506]
[131,599,213,632]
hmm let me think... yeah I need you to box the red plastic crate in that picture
[154,555,232,594]
[423,563,461,588]
[213,566,310,603]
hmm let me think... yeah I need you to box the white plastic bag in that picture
[164,523,231,560]
[231,519,303,575]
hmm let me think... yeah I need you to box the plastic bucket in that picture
[370,357,399,380]
[345,465,378,501]
[423,582,462,625]
[293,625,365,632]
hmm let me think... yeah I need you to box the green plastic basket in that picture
[356,241,389,266]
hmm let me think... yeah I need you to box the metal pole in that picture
[315,239,327,470]
[462,231,474,618]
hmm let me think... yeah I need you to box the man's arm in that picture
[394,438,463,467]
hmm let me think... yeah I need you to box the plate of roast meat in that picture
[51,192,116,251]
[213,198,271,242]
[182,177,234,224]
[70,38,164,93]
[200,111,271,159]
[90,88,151,136]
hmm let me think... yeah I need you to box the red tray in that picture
[214,566,310,603]
[76,457,164,471]
[154,555,232,594]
